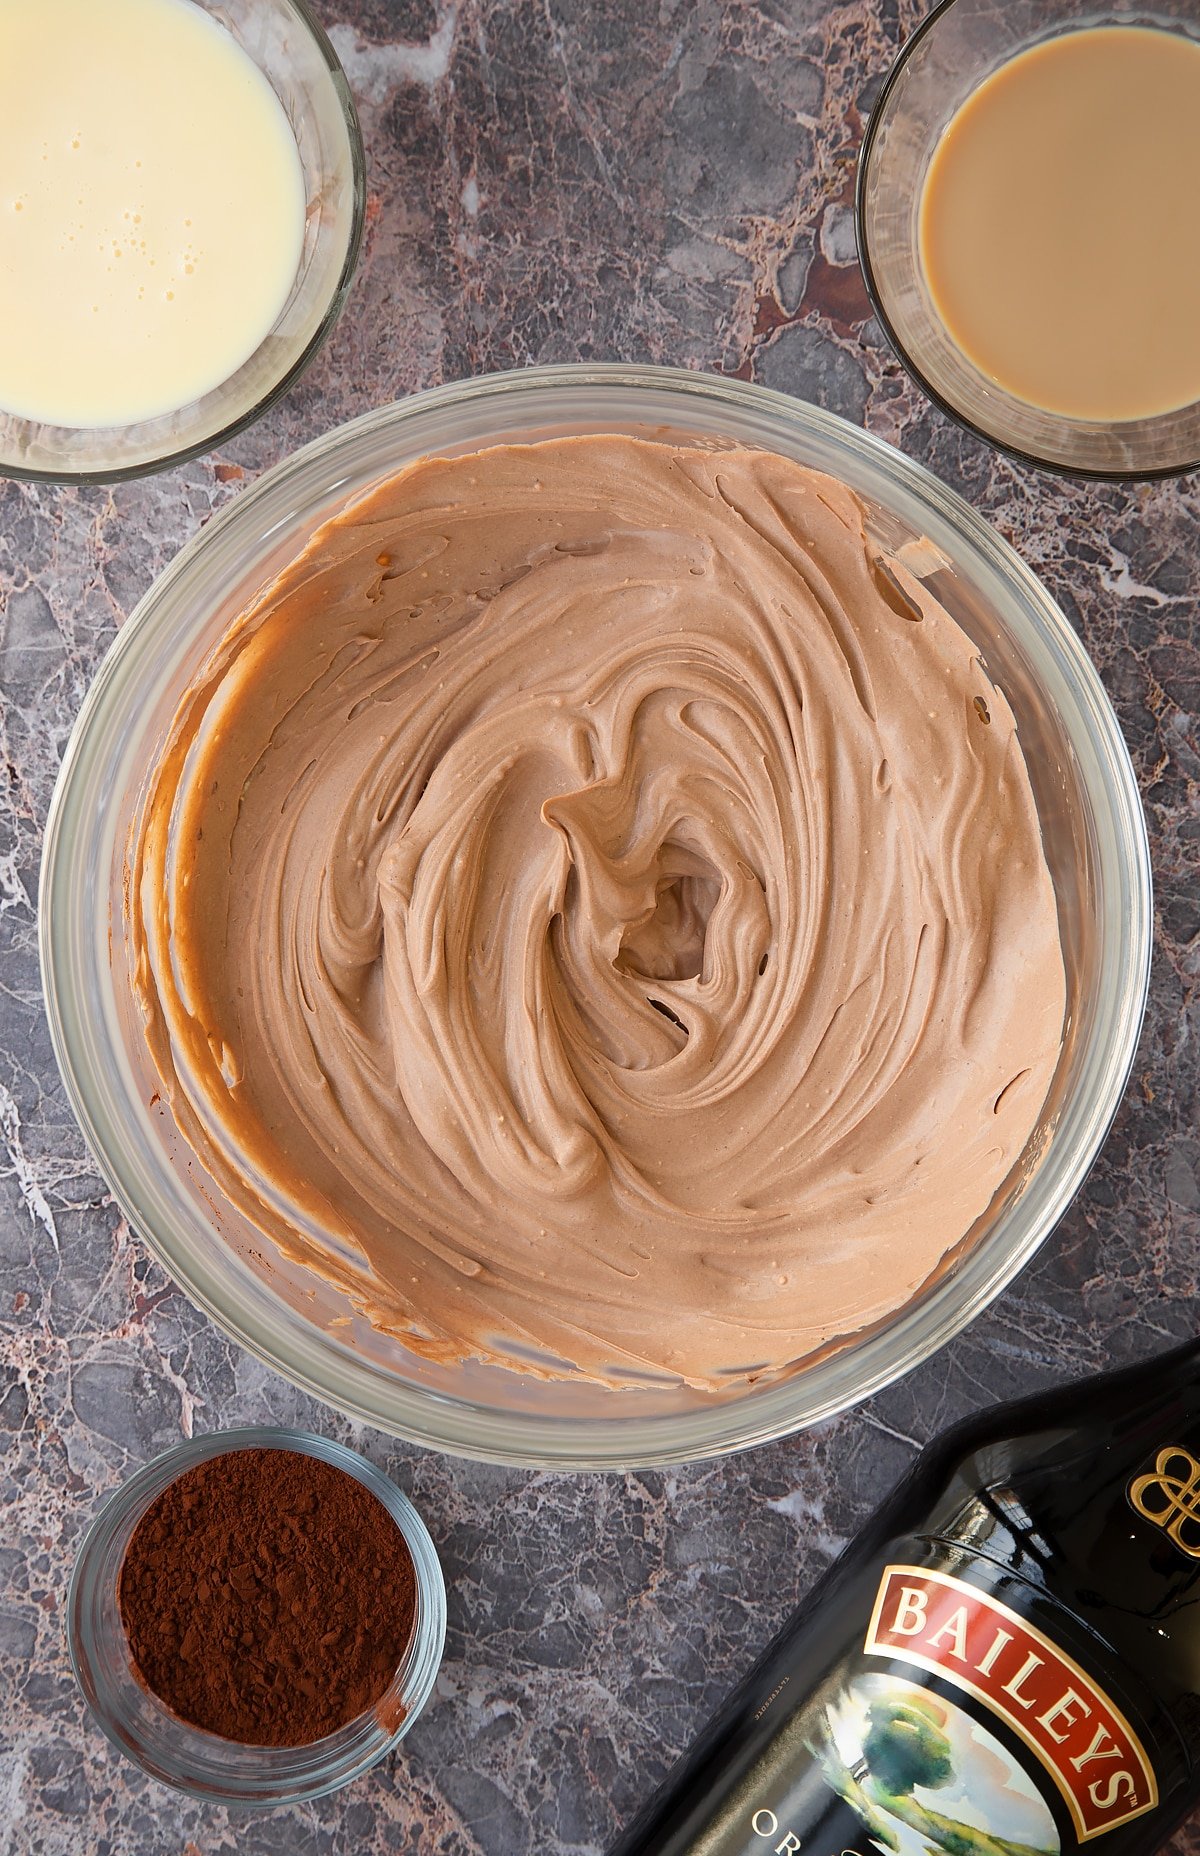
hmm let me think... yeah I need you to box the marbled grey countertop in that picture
[2,1,1198,1850]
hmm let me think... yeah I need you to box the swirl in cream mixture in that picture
[133,438,1066,1387]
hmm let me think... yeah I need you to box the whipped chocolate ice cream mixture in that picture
[132,437,1065,1387]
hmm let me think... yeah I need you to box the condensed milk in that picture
[919,27,1200,423]
[0,0,306,429]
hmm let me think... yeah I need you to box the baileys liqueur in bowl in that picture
[612,1340,1200,1855]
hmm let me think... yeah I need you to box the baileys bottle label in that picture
[697,1563,1159,1856]
[863,1568,1157,1839]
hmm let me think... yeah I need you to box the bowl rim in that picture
[38,362,1154,1466]
[855,0,1200,484]
[0,0,367,487]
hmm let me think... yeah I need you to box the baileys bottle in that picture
[611,1340,1200,1855]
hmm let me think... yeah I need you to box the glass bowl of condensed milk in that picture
[858,0,1200,478]
[0,0,364,483]
[39,366,1152,1467]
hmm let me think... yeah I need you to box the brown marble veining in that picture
[0,1,1197,1851]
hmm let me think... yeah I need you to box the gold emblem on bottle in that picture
[1128,1446,1200,1557]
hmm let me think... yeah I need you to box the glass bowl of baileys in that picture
[858,0,1200,478]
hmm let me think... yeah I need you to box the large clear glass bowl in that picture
[38,365,1152,1466]
[856,0,1200,480]
[0,0,365,484]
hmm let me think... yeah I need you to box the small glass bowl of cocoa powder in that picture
[66,1428,446,1805]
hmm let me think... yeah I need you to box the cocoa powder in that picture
[118,1446,418,1745]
